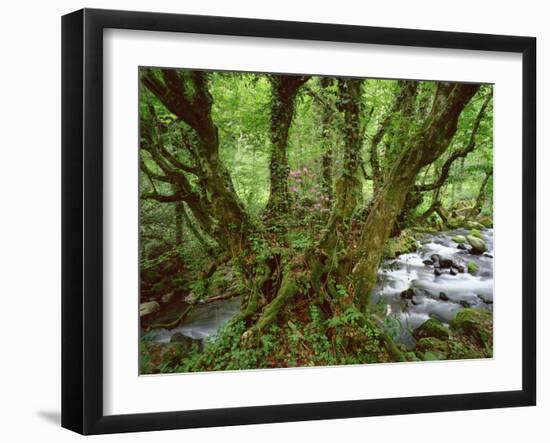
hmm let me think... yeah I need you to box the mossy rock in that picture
[450,308,493,348]
[420,350,447,361]
[478,216,493,228]
[404,351,422,362]
[416,337,447,353]
[470,229,483,239]
[413,318,450,341]
[384,231,419,259]
[465,220,485,230]
[466,235,488,254]
[467,261,479,274]
[452,235,466,244]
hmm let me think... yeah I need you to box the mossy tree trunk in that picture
[369,81,418,194]
[174,201,184,246]
[395,91,492,229]
[265,74,310,216]
[140,69,251,256]
[320,78,364,252]
[351,83,480,311]
[470,169,493,217]
[319,77,335,207]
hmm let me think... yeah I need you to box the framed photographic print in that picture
[61,8,536,435]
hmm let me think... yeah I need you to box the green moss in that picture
[383,231,419,259]
[413,318,449,341]
[465,220,485,230]
[478,216,493,228]
[467,261,479,274]
[416,337,447,353]
[422,351,447,361]
[451,308,491,335]
[452,235,466,244]
[466,235,488,254]
[470,229,483,239]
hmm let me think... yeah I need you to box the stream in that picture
[153,229,494,349]
[372,228,493,348]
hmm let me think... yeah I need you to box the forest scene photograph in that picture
[138,67,494,374]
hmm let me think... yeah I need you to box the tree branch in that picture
[415,91,492,192]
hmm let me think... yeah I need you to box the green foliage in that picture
[138,67,493,373]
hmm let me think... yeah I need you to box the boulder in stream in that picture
[438,256,454,269]
[452,235,466,244]
[466,235,488,254]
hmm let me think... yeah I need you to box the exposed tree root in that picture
[241,268,302,346]
[149,306,191,330]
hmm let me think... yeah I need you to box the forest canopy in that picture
[139,68,494,374]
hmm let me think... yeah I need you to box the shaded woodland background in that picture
[138,69,493,373]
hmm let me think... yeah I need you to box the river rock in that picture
[452,235,466,244]
[430,254,440,263]
[450,268,457,276]
[439,256,454,268]
[140,301,160,317]
[466,235,488,254]
[470,229,483,239]
[478,294,493,304]
[413,318,450,341]
[434,268,442,276]
[400,288,415,300]
[457,243,467,250]
[439,292,449,301]
[423,259,434,266]
[466,220,485,231]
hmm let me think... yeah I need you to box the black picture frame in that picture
[62,8,536,435]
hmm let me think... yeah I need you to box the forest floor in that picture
[139,219,494,374]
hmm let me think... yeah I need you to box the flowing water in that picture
[153,229,494,348]
[153,296,242,344]
[372,228,494,348]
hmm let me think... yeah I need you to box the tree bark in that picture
[140,69,251,256]
[320,78,335,206]
[351,83,480,311]
[369,81,418,194]
[265,75,310,216]
[319,78,364,252]
[470,170,493,217]
[175,201,183,246]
